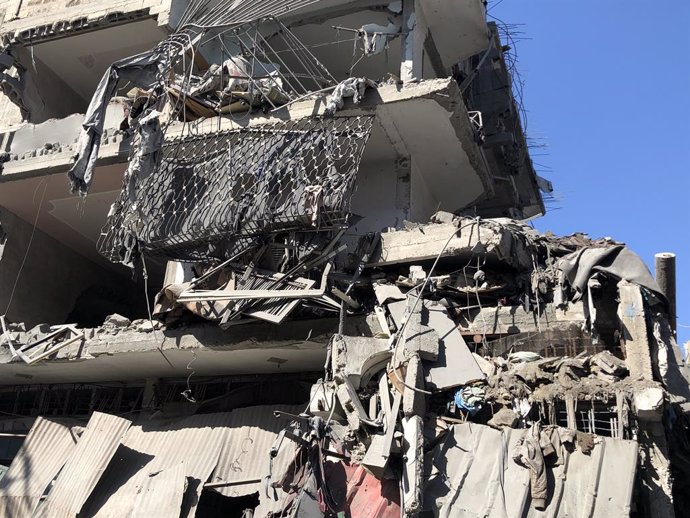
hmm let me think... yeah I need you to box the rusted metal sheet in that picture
[82,412,234,518]
[212,405,303,498]
[34,412,131,518]
[0,417,78,518]
[325,461,401,518]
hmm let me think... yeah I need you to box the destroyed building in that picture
[0,0,687,517]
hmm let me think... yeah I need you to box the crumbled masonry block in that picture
[487,407,519,429]
[102,313,131,329]
[429,210,456,224]
[403,297,440,360]
[369,219,534,270]
[361,434,389,478]
[334,373,371,431]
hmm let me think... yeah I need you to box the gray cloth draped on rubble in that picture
[67,43,178,195]
[557,244,664,302]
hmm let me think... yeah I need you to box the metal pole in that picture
[655,252,676,336]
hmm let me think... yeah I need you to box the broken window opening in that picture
[0,203,157,330]
[551,400,631,439]
[0,383,144,418]
[1,18,171,124]
[196,489,259,518]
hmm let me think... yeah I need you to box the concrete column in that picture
[638,421,675,518]
[617,280,654,380]
[400,0,424,82]
[655,252,676,336]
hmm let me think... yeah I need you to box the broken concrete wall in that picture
[0,206,132,327]
[1,0,176,33]
[0,92,23,131]
[9,45,87,123]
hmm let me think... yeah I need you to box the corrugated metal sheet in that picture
[34,412,131,518]
[212,404,303,498]
[3,407,305,517]
[0,417,78,518]
[130,463,186,518]
[82,412,234,518]
[425,423,638,518]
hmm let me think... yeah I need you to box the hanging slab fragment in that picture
[424,301,484,390]
[331,335,392,390]
[373,284,406,306]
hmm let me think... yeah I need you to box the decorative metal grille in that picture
[98,115,374,263]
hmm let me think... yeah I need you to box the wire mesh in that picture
[98,115,374,263]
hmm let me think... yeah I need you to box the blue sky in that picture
[490,0,690,350]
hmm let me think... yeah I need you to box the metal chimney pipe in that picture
[655,252,677,336]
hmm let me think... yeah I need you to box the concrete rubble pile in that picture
[2,170,683,500]
[200,212,687,517]
[2,213,688,517]
[3,212,685,517]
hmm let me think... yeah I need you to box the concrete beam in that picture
[1,0,164,42]
[0,316,381,384]
[457,301,587,336]
[400,0,424,82]
[402,415,424,514]
[402,354,425,417]
[370,219,534,269]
